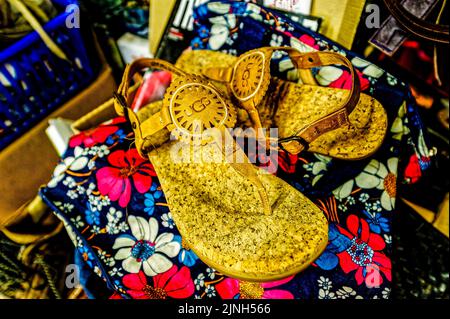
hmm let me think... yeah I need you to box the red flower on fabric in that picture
[336,215,391,288]
[299,34,320,50]
[109,292,123,299]
[329,69,370,92]
[215,276,294,299]
[108,117,127,125]
[404,154,422,184]
[96,148,156,207]
[122,267,194,299]
[69,125,119,148]
[255,144,299,174]
[277,150,299,174]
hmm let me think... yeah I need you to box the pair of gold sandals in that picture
[113,47,388,282]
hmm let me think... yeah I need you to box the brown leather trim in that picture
[279,50,361,155]
[113,58,188,156]
[383,0,449,44]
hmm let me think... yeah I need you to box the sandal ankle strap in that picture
[203,47,361,155]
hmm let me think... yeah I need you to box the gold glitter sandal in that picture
[176,47,388,160]
[114,58,328,282]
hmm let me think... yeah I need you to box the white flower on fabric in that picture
[351,57,384,79]
[107,207,122,223]
[304,154,332,186]
[347,196,356,205]
[105,207,129,234]
[55,201,74,213]
[67,190,78,200]
[207,2,230,14]
[317,276,332,290]
[247,3,262,21]
[290,37,317,53]
[91,225,102,234]
[113,216,180,276]
[355,158,398,211]
[76,185,86,195]
[205,285,216,298]
[195,273,206,290]
[390,103,409,141]
[382,288,391,299]
[63,176,76,188]
[161,212,175,229]
[315,66,344,86]
[88,194,111,212]
[386,73,398,86]
[270,34,283,47]
[48,146,88,188]
[86,145,110,158]
[108,267,123,277]
[208,24,229,50]
[98,250,116,267]
[318,288,336,299]
[70,215,84,229]
[365,200,382,213]
[384,234,392,245]
[206,267,216,280]
[336,286,357,299]
[85,183,96,196]
[333,180,355,200]
[359,193,370,203]
[207,15,236,51]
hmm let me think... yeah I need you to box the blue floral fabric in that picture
[39,1,433,300]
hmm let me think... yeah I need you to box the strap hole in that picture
[308,57,314,63]
[132,122,137,129]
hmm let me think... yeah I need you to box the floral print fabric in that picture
[41,116,396,299]
[40,1,432,300]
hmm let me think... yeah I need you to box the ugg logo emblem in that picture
[185,97,211,116]
[241,63,254,88]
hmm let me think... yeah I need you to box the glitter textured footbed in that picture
[135,101,328,281]
[176,50,388,160]
[147,139,328,282]
[116,58,329,281]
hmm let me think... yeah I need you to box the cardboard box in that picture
[0,54,116,224]
[149,0,178,56]
[311,0,366,49]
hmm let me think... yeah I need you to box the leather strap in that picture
[220,129,271,216]
[114,58,271,215]
[383,0,449,44]
[204,47,361,155]
[114,58,192,155]
[281,51,361,154]
[115,58,185,117]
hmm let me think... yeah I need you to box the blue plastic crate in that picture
[0,0,95,151]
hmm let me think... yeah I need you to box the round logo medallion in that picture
[169,83,233,142]
[231,51,265,101]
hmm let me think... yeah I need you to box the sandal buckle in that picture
[279,136,310,153]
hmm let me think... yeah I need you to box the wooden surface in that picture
[401,194,449,238]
